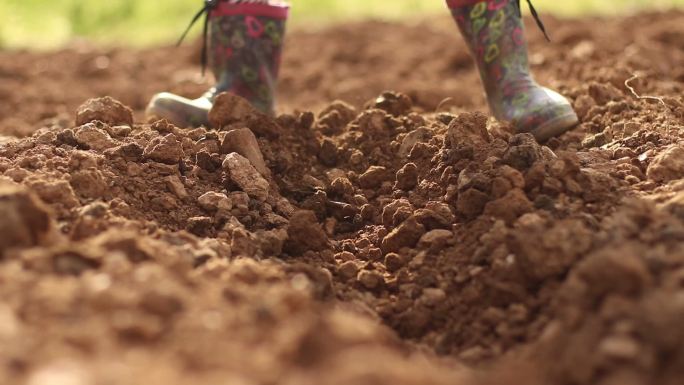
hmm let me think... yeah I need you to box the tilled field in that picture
[1,10,684,385]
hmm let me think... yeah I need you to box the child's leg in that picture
[446,0,578,141]
[147,0,289,128]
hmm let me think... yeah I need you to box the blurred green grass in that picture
[1,0,683,49]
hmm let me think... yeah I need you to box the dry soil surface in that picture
[1,11,684,385]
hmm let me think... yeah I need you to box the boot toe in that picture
[513,88,579,142]
[146,93,212,128]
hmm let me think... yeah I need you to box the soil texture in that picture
[1,10,684,385]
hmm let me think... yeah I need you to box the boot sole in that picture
[527,113,580,142]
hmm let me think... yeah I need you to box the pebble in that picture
[198,191,232,212]
[222,153,270,201]
[357,270,384,290]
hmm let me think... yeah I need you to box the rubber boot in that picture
[146,1,289,128]
[447,0,578,141]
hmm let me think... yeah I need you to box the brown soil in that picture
[1,10,684,385]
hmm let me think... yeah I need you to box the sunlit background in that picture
[1,0,683,49]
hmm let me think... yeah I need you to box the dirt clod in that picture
[646,144,684,183]
[2,10,684,385]
[208,92,259,128]
[0,182,53,255]
[143,133,184,164]
[220,127,270,177]
[75,96,133,127]
[285,210,330,255]
[222,152,270,201]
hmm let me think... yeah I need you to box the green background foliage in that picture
[1,0,683,49]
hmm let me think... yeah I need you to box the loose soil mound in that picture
[1,11,684,385]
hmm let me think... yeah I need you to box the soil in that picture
[1,10,684,385]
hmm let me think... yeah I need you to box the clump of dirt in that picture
[1,10,684,385]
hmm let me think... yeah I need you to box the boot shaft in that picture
[208,1,289,113]
[447,0,533,110]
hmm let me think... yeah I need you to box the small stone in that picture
[381,198,414,228]
[338,261,359,280]
[336,251,356,262]
[399,127,431,158]
[646,144,684,183]
[219,127,270,177]
[143,134,184,165]
[165,176,188,199]
[418,229,453,249]
[230,191,250,209]
[502,134,545,171]
[74,123,117,151]
[395,163,419,190]
[222,153,270,201]
[384,253,406,272]
[381,216,426,253]
[75,96,133,126]
[359,166,390,189]
[357,270,384,291]
[582,132,609,149]
[108,143,143,162]
[186,217,213,236]
[198,192,232,212]
[330,177,354,197]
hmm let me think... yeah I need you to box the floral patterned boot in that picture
[147,0,289,128]
[447,0,578,141]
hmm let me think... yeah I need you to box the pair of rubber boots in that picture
[147,0,578,141]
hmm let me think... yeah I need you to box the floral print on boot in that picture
[447,0,579,141]
[147,0,289,128]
